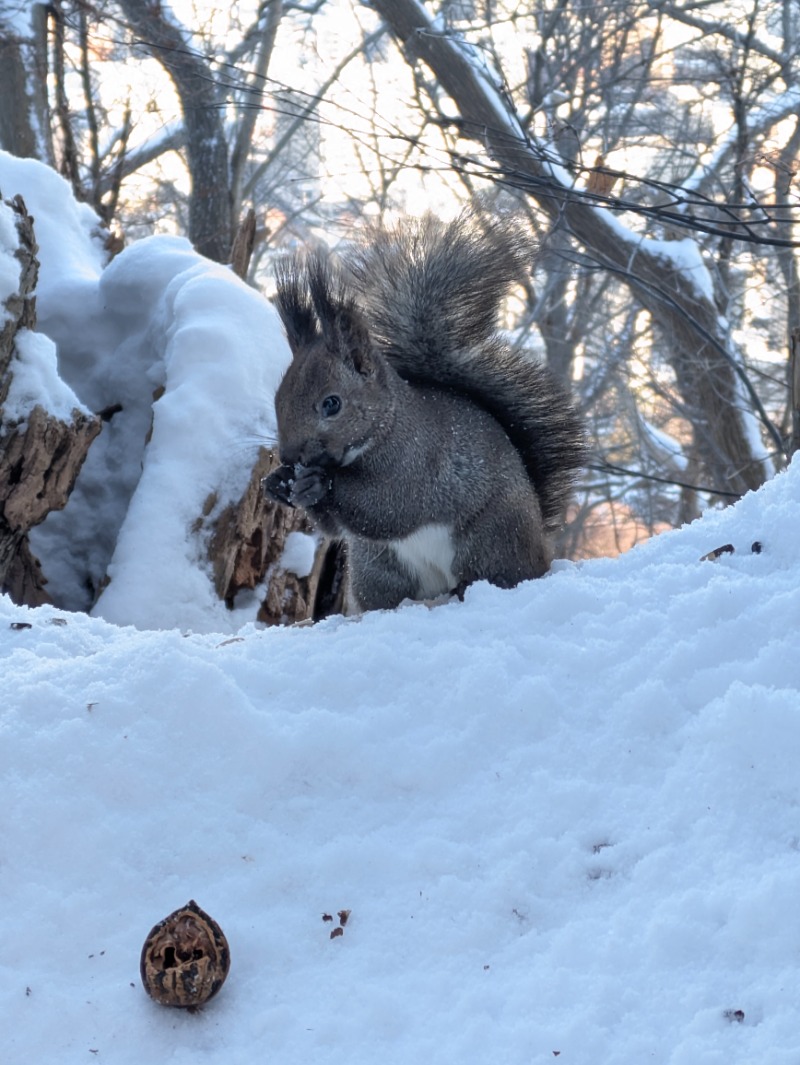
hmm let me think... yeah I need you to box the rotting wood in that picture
[207,446,343,625]
[230,208,256,281]
[0,193,102,603]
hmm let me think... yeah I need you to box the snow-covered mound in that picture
[0,151,290,630]
[2,458,798,1065]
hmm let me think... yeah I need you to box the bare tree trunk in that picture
[369,0,772,499]
[533,226,582,382]
[770,118,800,448]
[51,2,83,198]
[0,195,101,603]
[791,330,800,458]
[116,0,233,263]
[0,4,54,164]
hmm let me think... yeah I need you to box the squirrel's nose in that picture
[278,440,306,466]
[280,445,330,469]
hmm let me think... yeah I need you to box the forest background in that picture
[1,0,800,622]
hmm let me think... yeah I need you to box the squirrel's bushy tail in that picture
[344,210,586,531]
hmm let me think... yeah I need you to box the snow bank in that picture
[1,458,799,1065]
[1,328,88,424]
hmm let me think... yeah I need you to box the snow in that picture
[639,416,689,473]
[2,327,88,425]
[1,145,799,1065]
[0,173,92,427]
[0,198,21,311]
[588,205,717,306]
[0,154,107,299]
[281,530,319,578]
[2,458,800,1064]
[644,235,716,304]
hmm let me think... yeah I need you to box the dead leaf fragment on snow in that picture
[700,543,735,562]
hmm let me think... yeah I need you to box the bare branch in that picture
[645,0,787,67]
[116,0,233,261]
[367,0,776,495]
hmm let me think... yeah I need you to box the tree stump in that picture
[0,193,344,623]
[213,208,347,626]
[0,193,101,604]
[208,446,344,625]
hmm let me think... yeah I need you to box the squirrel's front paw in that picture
[291,464,330,508]
[262,465,296,507]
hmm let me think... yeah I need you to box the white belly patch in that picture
[390,523,457,597]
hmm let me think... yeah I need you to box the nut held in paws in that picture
[140,900,230,1008]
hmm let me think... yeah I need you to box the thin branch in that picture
[51,2,83,199]
[589,460,741,499]
[230,1,284,216]
[645,0,787,67]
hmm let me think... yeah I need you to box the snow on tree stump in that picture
[0,193,101,604]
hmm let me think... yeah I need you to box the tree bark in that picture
[116,0,234,263]
[791,330,800,458]
[0,196,38,405]
[368,0,771,498]
[0,195,101,603]
[229,208,257,280]
[0,5,54,164]
[208,447,342,625]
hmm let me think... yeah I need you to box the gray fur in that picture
[265,211,585,613]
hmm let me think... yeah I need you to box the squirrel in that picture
[263,210,586,613]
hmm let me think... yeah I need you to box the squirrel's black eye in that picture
[321,394,342,418]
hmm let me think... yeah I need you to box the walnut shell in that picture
[140,900,230,1008]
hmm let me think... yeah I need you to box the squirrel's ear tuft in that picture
[273,257,319,354]
[306,255,376,377]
